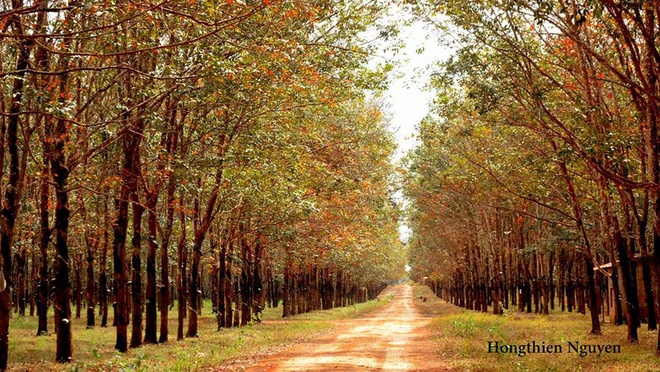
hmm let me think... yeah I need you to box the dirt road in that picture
[245,285,449,371]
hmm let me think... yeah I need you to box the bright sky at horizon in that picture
[382,20,453,163]
[375,17,454,243]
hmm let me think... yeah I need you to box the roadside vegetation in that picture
[8,294,392,372]
[414,286,658,372]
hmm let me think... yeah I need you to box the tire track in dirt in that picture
[244,285,450,371]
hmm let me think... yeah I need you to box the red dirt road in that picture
[245,285,449,371]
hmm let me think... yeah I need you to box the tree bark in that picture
[143,190,158,344]
[37,135,50,335]
[113,119,143,351]
[85,228,96,329]
[177,194,187,341]
[51,70,73,364]
[159,169,176,342]
[224,239,233,328]
[129,198,144,348]
[217,233,227,330]
[99,193,110,328]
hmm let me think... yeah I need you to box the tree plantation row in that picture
[0,0,406,368]
[404,0,660,356]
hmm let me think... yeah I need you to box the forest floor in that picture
[230,285,449,371]
[7,294,390,371]
[9,285,660,371]
[222,285,660,371]
[413,286,660,372]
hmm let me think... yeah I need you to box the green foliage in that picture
[0,0,404,366]
[7,296,391,370]
[415,286,658,372]
[451,316,476,337]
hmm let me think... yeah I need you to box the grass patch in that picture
[6,295,393,371]
[413,286,659,372]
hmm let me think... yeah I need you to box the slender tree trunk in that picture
[113,120,143,351]
[240,231,252,326]
[99,195,109,328]
[548,252,555,311]
[85,231,96,329]
[73,254,82,320]
[224,241,233,328]
[113,177,130,352]
[283,265,290,318]
[158,111,181,342]
[187,152,224,336]
[233,277,241,327]
[187,241,202,337]
[600,177,638,342]
[31,4,49,327]
[253,234,264,316]
[159,172,175,342]
[217,236,227,330]
[37,142,49,335]
[51,76,73,363]
[112,171,130,351]
[177,194,187,341]
[16,248,25,317]
[130,199,144,348]
[29,248,35,317]
[143,192,158,344]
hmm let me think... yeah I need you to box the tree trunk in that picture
[37,146,50,335]
[224,241,233,328]
[29,248,34,317]
[49,46,73,362]
[130,199,144,348]
[583,253,601,335]
[73,254,82,320]
[113,170,131,352]
[599,175,639,341]
[553,140,600,334]
[177,194,187,341]
[16,249,25,317]
[240,233,252,326]
[233,277,241,327]
[159,171,176,343]
[99,196,110,328]
[51,104,72,362]
[85,232,96,329]
[113,120,143,351]
[187,241,202,337]
[143,191,158,344]
[187,155,224,336]
[252,235,264,316]
[282,265,290,318]
[217,237,227,330]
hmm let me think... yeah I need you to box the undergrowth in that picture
[7,293,393,371]
[414,286,659,372]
